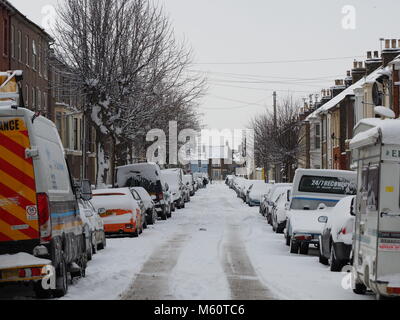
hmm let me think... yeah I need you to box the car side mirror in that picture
[98,208,106,216]
[81,179,92,201]
[318,203,327,210]
[318,216,328,224]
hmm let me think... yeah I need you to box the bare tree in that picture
[251,95,304,182]
[53,0,205,186]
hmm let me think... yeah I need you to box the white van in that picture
[350,116,400,299]
[0,72,87,298]
[285,169,357,255]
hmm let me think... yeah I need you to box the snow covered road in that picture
[0,182,374,300]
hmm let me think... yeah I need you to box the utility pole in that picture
[273,91,277,130]
[273,91,278,182]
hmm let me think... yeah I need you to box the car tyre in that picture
[330,244,344,272]
[33,281,52,299]
[299,243,309,255]
[353,283,367,295]
[53,256,68,298]
[290,240,299,254]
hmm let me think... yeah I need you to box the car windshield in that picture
[290,198,338,211]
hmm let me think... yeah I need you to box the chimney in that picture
[331,79,345,97]
[352,60,366,83]
[382,38,400,66]
[365,50,382,75]
[344,70,352,87]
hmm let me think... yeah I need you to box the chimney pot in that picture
[374,51,379,58]
[353,60,358,68]
[386,39,391,49]
[392,39,397,48]
[367,51,372,59]
[347,70,351,77]
[358,61,363,68]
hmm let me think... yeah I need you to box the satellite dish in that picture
[372,82,383,106]
[375,106,395,119]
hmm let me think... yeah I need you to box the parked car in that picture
[271,186,292,234]
[92,188,144,237]
[77,180,106,260]
[130,187,158,225]
[246,180,269,206]
[130,188,149,229]
[285,169,357,255]
[0,86,88,299]
[114,163,171,220]
[183,174,195,197]
[265,184,292,224]
[318,196,355,271]
[161,169,185,209]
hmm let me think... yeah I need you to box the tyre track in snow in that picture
[121,232,190,300]
[221,191,275,300]
[222,222,275,300]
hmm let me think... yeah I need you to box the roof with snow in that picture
[306,66,387,120]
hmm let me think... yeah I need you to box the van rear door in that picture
[0,116,39,243]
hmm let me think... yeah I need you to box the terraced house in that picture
[0,0,96,182]
[300,39,400,171]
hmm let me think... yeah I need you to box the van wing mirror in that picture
[98,208,106,216]
[81,180,93,201]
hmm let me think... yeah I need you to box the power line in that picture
[193,55,364,65]
[189,69,345,82]
[209,82,316,94]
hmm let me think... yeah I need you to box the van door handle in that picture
[380,212,400,218]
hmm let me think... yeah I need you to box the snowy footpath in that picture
[0,183,373,300]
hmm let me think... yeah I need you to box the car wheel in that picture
[299,243,309,255]
[53,255,68,298]
[353,283,367,295]
[286,235,291,247]
[330,244,344,272]
[98,232,106,250]
[34,281,52,299]
[318,246,329,265]
[290,240,300,254]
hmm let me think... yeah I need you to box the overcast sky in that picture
[9,0,400,131]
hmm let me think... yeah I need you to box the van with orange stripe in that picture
[0,71,87,298]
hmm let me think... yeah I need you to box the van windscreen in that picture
[298,176,356,195]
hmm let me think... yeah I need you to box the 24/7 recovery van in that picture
[0,71,88,298]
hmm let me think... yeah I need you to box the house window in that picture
[10,25,15,58]
[32,40,37,70]
[3,18,8,56]
[31,87,35,108]
[73,118,79,150]
[43,42,47,80]
[37,88,41,110]
[18,30,21,61]
[38,42,42,76]
[315,124,321,150]
[55,112,62,134]
[25,85,28,107]
[25,35,29,66]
